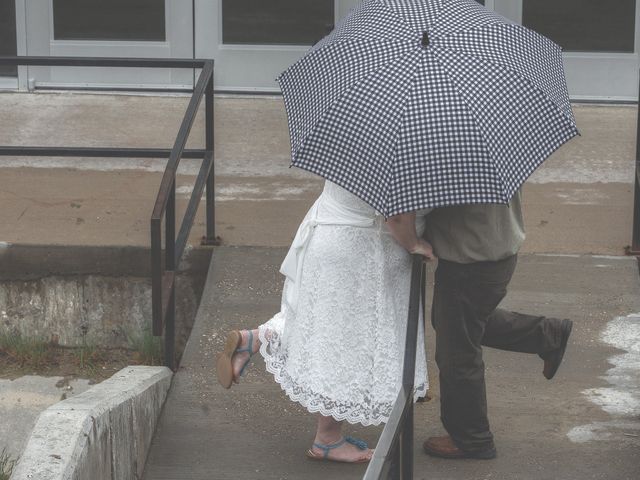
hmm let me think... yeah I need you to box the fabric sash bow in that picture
[280,192,379,309]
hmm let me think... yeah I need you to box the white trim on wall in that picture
[7,0,639,100]
[19,0,193,89]
[14,0,28,89]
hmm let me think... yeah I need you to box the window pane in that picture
[0,0,17,76]
[223,0,334,46]
[523,0,636,53]
[53,0,165,41]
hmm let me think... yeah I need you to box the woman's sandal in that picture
[306,436,373,464]
[216,330,255,389]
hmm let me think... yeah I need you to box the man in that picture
[422,192,573,459]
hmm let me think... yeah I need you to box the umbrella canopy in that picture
[277,0,579,217]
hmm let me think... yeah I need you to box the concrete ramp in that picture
[143,247,640,480]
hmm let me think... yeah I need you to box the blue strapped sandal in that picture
[216,330,255,389]
[306,436,373,464]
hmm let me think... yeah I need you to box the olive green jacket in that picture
[424,191,525,264]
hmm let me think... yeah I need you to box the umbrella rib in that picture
[281,37,419,159]
[429,50,510,201]
[375,0,428,38]
[292,43,420,159]
[431,47,580,201]
[434,41,578,128]
[434,19,514,43]
[386,54,430,217]
[278,35,410,83]
[435,23,577,127]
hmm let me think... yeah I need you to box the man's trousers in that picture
[431,255,565,453]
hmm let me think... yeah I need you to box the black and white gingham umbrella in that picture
[277,0,579,217]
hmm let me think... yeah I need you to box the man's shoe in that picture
[422,436,496,460]
[542,319,573,380]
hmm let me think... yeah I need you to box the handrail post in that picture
[629,69,640,255]
[165,182,176,369]
[400,405,414,479]
[203,63,220,246]
[151,217,163,336]
[364,255,424,480]
[390,453,400,479]
[401,255,422,479]
[165,287,176,370]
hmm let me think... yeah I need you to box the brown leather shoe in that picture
[542,319,573,380]
[423,436,496,460]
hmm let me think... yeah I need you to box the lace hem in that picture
[258,324,428,427]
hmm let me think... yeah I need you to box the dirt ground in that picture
[0,345,157,383]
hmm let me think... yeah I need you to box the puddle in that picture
[176,182,318,201]
[568,313,640,442]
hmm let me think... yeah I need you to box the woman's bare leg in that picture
[230,329,261,380]
[311,415,373,462]
[230,332,373,462]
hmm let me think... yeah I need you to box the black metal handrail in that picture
[364,254,426,480]
[151,60,217,369]
[0,56,217,370]
[0,146,206,158]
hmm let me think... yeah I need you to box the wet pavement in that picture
[0,93,638,478]
[142,248,640,480]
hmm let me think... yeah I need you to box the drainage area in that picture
[0,244,211,369]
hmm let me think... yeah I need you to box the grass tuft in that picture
[0,331,51,368]
[126,327,163,366]
[73,342,104,378]
[0,447,17,480]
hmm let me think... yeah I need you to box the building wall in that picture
[0,0,638,100]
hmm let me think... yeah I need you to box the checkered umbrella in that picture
[277,0,579,217]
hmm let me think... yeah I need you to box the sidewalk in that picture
[1,92,639,478]
[142,247,640,480]
[0,93,636,254]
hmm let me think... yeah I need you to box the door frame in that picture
[0,0,25,89]
[493,0,640,102]
[8,0,638,100]
[17,0,194,90]
[195,0,360,93]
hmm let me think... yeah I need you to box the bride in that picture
[216,179,434,464]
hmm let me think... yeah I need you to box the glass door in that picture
[0,0,18,88]
[195,0,489,92]
[195,0,360,92]
[21,0,194,89]
[493,0,639,101]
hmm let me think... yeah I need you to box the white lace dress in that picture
[258,181,428,426]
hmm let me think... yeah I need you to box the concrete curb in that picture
[10,366,173,480]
